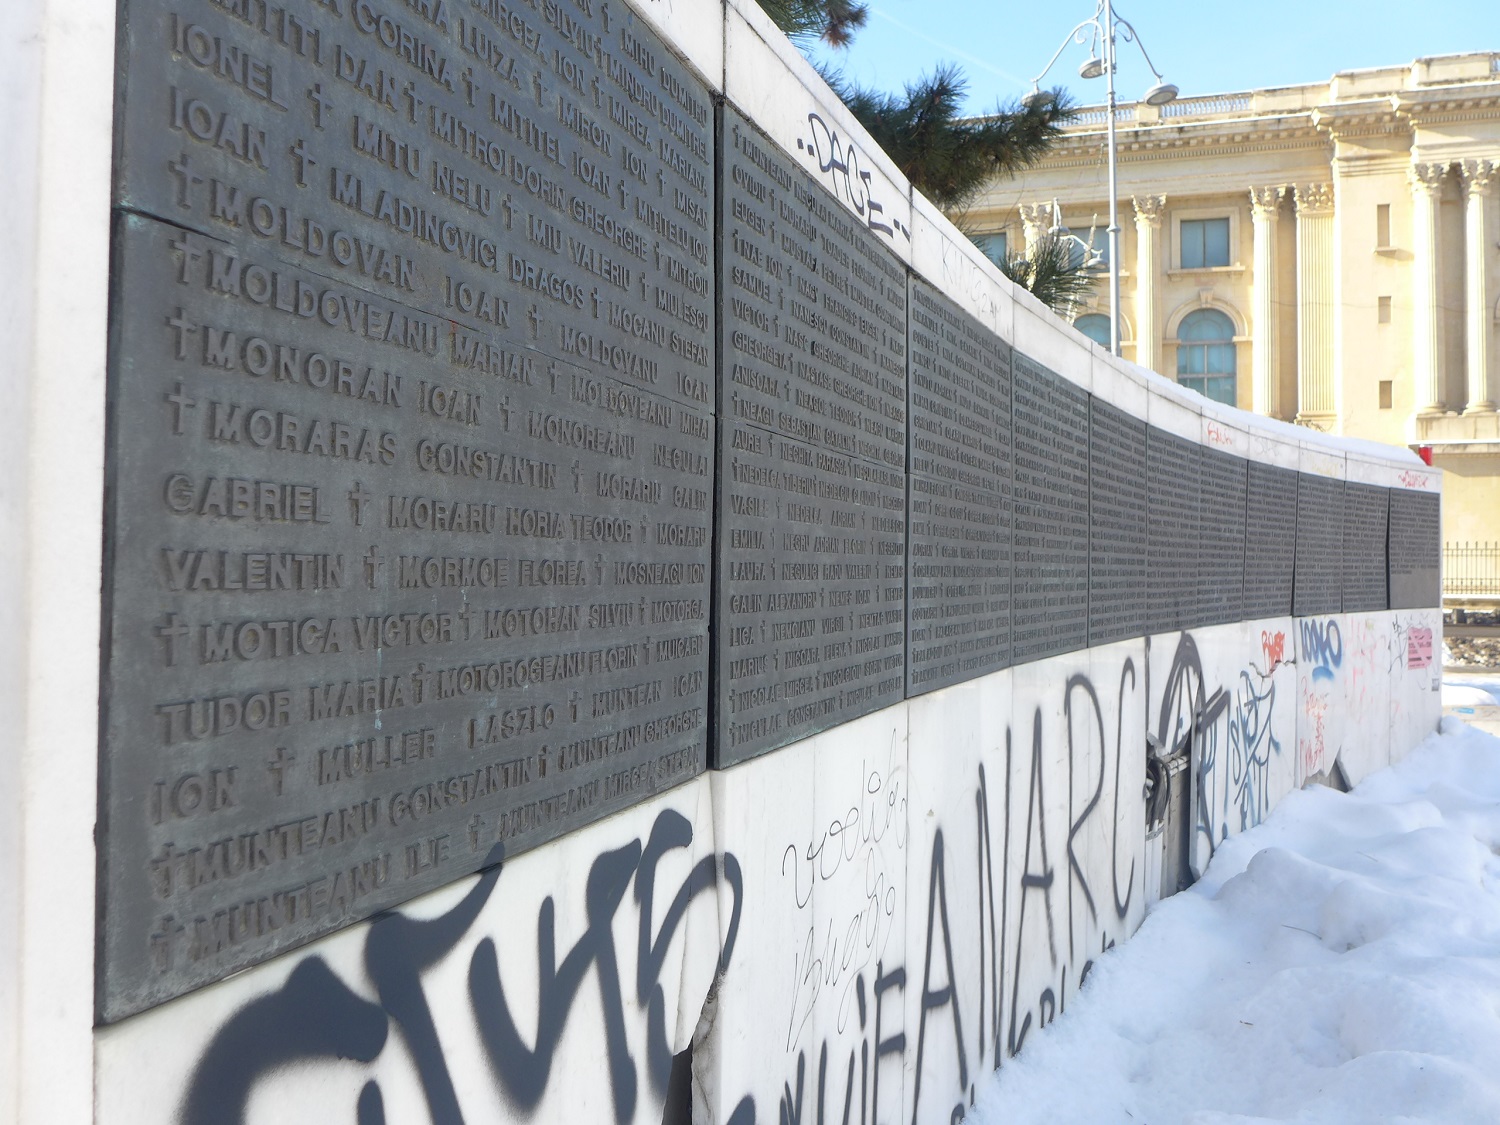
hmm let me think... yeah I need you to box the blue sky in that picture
[805,0,1496,114]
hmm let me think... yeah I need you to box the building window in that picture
[1376,204,1392,249]
[973,232,1007,265]
[1074,313,1111,346]
[1379,380,1393,409]
[1378,296,1392,324]
[1180,217,1230,268]
[1176,308,1237,405]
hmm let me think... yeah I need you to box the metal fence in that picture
[1444,542,1500,599]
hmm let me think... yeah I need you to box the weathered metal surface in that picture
[1088,398,1148,646]
[905,278,1011,695]
[1292,474,1346,617]
[1147,426,1202,633]
[1389,488,1441,610]
[1244,462,1298,619]
[1342,483,1391,613]
[102,0,717,1021]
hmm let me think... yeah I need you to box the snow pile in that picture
[970,718,1500,1125]
[1442,676,1500,708]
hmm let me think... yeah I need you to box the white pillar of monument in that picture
[1293,183,1336,424]
[1460,158,1497,413]
[1249,185,1285,417]
[1410,161,1450,414]
[1132,194,1166,374]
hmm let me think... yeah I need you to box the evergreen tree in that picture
[757,0,868,47]
[819,65,1074,211]
[996,233,1099,317]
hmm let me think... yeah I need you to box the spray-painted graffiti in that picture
[179,809,741,1125]
[799,112,908,241]
[1299,618,1343,680]
[1297,618,1343,780]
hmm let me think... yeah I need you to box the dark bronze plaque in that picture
[1199,448,1247,627]
[1146,427,1202,634]
[718,105,908,472]
[1342,483,1390,613]
[1389,488,1441,610]
[116,0,715,412]
[100,215,712,1020]
[1293,474,1345,616]
[906,279,1011,694]
[1011,354,1089,662]
[1244,462,1297,618]
[713,419,906,767]
[1088,398,1147,646]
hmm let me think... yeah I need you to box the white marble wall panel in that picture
[1146,377,1204,442]
[96,780,727,1125]
[1147,620,1297,880]
[1387,607,1443,766]
[1295,612,1349,785]
[700,706,910,1125]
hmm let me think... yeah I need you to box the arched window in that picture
[1176,309,1237,405]
[1074,313,1111,347]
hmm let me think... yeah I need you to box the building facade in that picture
[965,52,1500,552]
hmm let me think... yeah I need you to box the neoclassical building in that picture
[964,52,1500,550]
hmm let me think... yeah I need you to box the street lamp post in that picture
[1026,1,1177,357]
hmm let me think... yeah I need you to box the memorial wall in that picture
[93,0,1444,1027]
[0,0,1446,1120]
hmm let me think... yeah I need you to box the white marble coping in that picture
[1011,284,1091,394]
[1090,348,1150,420]
[622,0,725,93]
[1298,441,1347,480]
[723,2,914,264]
[1146,376,1203,442]
[907,191,1015,342]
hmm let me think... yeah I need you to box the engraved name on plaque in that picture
[103,0,716,1021]
[1293,474,1345,617]
[1011,354,1089,662]
[906,278,1011,695]
[714,106,907,765]
[1245,462,1298,619]
[1088,398,1148,646]
[1342,483,1391,613]
[1199,448,1248,627]
[118,0,715,410]
[1146,427,1202,634]
[1388,489,1441,610]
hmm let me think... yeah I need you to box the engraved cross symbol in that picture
[347,481,372,526]
[640,636,652,663]
[290,138,318,187]
[569,690,581,722]
[531,72,548,105]
[266,747,296,796]
[527,304,544,340]
[571,460,582,493]
[467,814,484,852]
[458,602,477,639]
[548,362,559,393]
[500,195,516,230]
[307,82,332,129]
[364,546,385,588]
[165,382,197,435]
[166,308,198,360]
[150,916,184,972]
[168,152,202,209]
[155,613,189,666]
[170,233,203,284]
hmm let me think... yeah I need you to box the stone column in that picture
[1132,195,1166,374]
[1460,159,1497,412]
[1250,186,1285,416]
[1293,183,1336,423]
[1410,161,1449,413]
[1018,202,1050,259]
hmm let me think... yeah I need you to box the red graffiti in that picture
[1398,470,1433,490]
[1261,630,1286,670]
[1206,422,1233,447]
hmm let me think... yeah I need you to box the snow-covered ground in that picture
[969,716,1500,1125]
